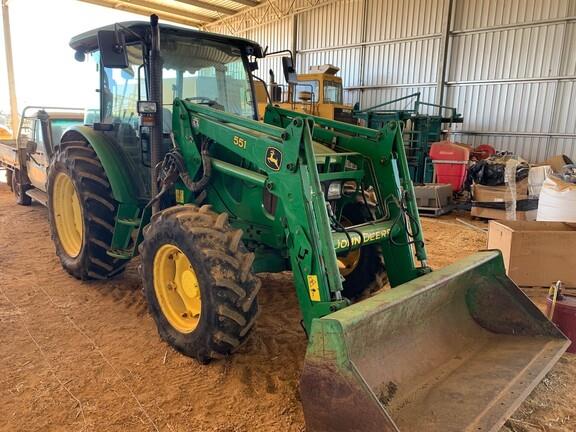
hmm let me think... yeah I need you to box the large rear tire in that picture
[140,204,260,363]
[338,203,387,299]
[12,169,31,206]
[47,139,127,280]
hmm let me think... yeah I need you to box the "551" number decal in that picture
[233,136,247,149]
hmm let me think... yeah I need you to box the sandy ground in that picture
[0,181,575,432]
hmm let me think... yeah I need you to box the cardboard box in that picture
[487,220,576,287]
[537,154,573,173]
[471,207,537,221]
[414,183,453,208]
[472,178,528,202]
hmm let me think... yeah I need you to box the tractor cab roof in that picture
[70,21,264,58]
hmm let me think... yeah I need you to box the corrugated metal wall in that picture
[447,0,576,161]
[206,0,576,162]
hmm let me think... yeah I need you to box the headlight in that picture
[325,182,342,200]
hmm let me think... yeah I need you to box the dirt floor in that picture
[1,181,575,432]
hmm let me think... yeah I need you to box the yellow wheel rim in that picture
[53,172,84,258]
[153,244,202,333]
[337,216,362,277]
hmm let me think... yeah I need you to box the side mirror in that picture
[282,56,297,84]
[74,50,86,62]
[26,140,37,154]
[97,30,129,68]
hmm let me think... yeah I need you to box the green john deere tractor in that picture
[46,16,568,431]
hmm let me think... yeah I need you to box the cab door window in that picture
[323,80,343,104]
[101,44,144,130]
[34,120,46,154]
[293,80,319,103]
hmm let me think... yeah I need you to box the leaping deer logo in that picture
[265,147,282,171]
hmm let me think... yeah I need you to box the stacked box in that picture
[487,220,576,287]
[471,178,538,220]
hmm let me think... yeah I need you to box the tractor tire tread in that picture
[215,278,247,301]
[228,230,243,254]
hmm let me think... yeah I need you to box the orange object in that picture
[0,125,12,140]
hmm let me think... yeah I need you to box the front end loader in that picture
[48,16,568,431]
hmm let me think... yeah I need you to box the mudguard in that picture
[60,126,143,204]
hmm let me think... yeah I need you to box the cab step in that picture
[25,188,48,206]
[107,248,134,259]
[106,204,151,261]
[117,217,141,226]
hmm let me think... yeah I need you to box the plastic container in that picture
[429,141,470,192]
[546,292,576,354]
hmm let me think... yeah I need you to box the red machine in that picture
[429,141,470,192]
[472,144,496,160]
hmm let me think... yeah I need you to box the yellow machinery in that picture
[0,125,12,140]
[255,63,356,123]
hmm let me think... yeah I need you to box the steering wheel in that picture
[185,96,225,112]
[186,96,220,106]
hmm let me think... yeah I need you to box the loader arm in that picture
[174,99,346,328]
[171,99,428,331]
[264,105,429,280]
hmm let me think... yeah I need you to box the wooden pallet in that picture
[418,204,455,217]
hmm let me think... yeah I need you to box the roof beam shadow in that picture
[175,0,236,15]
[226,0,259,7]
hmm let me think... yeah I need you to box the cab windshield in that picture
[161,36,255,119]
[293,80,319,103]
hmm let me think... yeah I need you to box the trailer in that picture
[0,107,83,205]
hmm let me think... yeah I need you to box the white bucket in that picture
[537,176,576,222]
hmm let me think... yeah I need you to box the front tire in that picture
[47,139,127,280]
[338,203,387,299]
[140,204,260,363]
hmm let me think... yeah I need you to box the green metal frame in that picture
[109,100,429,332]
[353,92,463,184]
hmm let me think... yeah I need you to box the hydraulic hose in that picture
[147,139,212,209]
[179,146,212,192]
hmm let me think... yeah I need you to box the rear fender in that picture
[59,126,142,204]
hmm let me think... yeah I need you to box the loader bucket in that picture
[301,251,569,432]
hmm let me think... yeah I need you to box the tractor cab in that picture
[255,63,355,123]
[70,20,264,198]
